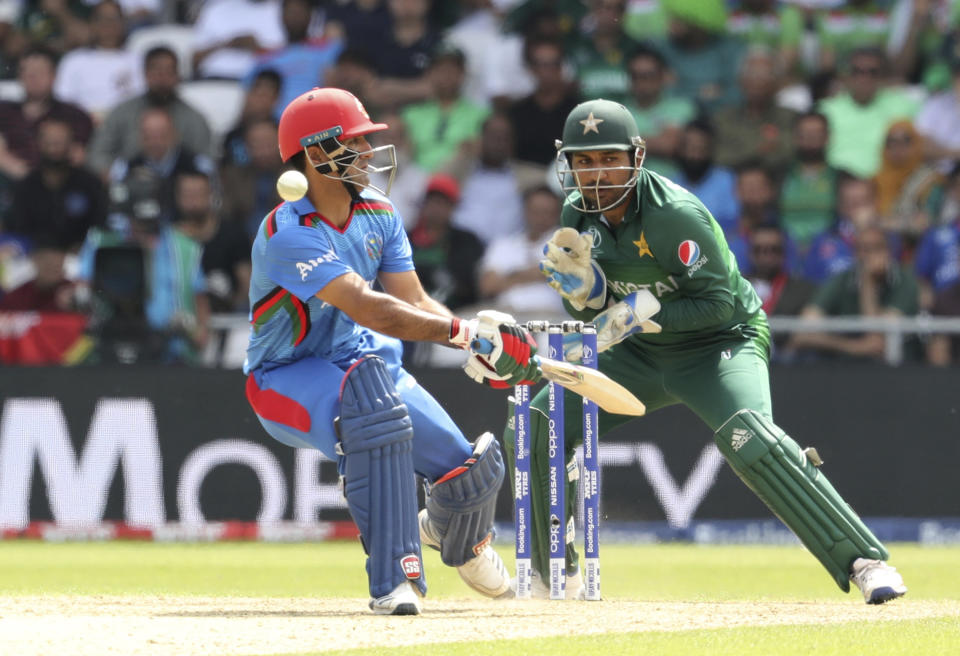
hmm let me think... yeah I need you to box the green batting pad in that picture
[715,409,888,591]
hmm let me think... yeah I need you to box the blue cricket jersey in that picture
[244,189,414,373]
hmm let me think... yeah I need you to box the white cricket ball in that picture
[276,170,308,202]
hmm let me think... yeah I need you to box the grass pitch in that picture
[0,541,957,655]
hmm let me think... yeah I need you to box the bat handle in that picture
[471,337,494,355]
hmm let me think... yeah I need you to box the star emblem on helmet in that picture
[579,111,604,135]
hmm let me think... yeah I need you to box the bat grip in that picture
[471,337,494,355]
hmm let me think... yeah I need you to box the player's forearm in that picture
[347,288,454,344]
[652,293,735,332]
[409,292,453,319]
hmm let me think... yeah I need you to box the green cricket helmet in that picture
[555,99,646,213]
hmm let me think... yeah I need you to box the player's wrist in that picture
[448,317,477,349]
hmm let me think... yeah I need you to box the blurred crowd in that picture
[1,0,960,366]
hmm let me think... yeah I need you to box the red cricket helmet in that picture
[277,87,387,162]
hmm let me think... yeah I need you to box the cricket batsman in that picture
[243,88,540,615]
[487,99,907,604]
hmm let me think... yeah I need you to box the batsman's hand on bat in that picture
[539,227,607,311]
[563,290,662,361]
[460,310,542,388]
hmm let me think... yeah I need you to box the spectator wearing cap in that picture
[817,47,920,179]
[0,47,93,173]
[477,184,564,317]
[87,46,213,177]
[53,0,144,119]
[191,0,285,81]
[401,46,489,173]
[407,173,484,310]
[915,44,960,174]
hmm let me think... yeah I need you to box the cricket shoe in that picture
[369,580,422,616]
[418,509,512,598]
[512,567,584,600]
[849,558,907,604]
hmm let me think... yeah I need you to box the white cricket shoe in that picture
[850,558,907,604]
[513,566,584,600]
[418,509,512,598]
[369,581,422,616]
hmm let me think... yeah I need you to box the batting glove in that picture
[539,227,606,311]
[462,311,542,387]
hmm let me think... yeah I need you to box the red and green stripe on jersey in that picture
[263,205,315,239]
[251,285,311,347]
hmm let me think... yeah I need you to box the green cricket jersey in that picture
[561,168,765,350]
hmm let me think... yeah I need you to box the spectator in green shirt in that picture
[568,0,638,105]
[401,46,490,173]
[818,47,921,178]
[790,224,920,362]
[780,111,839,252]
[622,43,693,178]
[657,0,745,113]
[713,46,798,179]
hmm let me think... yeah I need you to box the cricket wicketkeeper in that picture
[475,98,907,604]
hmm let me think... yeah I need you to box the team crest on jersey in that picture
[586,226,602,248]
[678,240,700,266]
[364,232,383,260]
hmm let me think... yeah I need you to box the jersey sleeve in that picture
[264,225,353,301]
[645,201,737,331]
[379,212,415,273]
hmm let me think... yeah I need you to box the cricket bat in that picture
[471,339,646,416]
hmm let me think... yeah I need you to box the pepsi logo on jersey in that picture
[677,240,700,266]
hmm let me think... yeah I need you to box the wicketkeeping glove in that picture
[563,289,662,361]
[539,227,607,311]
